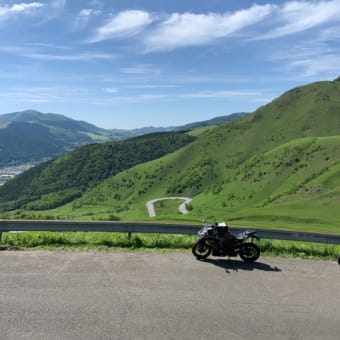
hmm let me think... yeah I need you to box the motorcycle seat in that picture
[233,230,256,239]
[233,232,246,240]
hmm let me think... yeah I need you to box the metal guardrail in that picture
[1,219,340,245]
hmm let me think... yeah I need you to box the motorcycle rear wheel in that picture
[239,243,260,263]
[192,240,212,259]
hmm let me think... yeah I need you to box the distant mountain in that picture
[0,110,114,166]
[108,126,174,140]
[107,113,249,139]
[0,110,247,166]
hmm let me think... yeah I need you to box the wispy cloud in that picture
[287,54,340,77]
[0,2,44,19]
[102,87,119,94]
[0,87,62,103]
[74,8,101,30]
[50,0,67,11]
[256,0,340,39]
[0,85,92,104]
[317,25,340,41]
[88,10,153,43]
[268,39,340,78]
[120,64,159,75]
[179,90,264,99]
[85,1,340,52]
[142,4,275,52]
[22,52,117,61]
[98,89,266,104]
[129,84,179,89]
[0,44,117,62]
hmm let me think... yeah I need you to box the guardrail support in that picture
[0,232,2,242]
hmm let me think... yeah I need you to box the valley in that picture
[1,79,340,234]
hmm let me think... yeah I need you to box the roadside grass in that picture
[1,232,339,261]
[1,232,196,250]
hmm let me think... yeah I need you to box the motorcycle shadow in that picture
[201,258,282,273]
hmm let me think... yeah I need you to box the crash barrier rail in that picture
[0,219,340,245]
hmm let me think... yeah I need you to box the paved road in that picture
[0,251,339,340]
[146,197,192,217]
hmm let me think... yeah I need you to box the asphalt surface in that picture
[0,251,339,340]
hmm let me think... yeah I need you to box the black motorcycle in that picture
[192,222,260,263]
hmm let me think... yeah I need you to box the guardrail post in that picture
[127,232,132,239]
[0,232,2,242]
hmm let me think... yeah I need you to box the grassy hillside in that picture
[0,132,195,212]
[2,80,340,234]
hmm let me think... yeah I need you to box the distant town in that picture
[0,159,49,186]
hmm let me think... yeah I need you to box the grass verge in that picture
[1,231,339,261]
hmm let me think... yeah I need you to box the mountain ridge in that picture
[1,79,340,233]
[0,109,246,166]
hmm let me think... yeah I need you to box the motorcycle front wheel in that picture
[192,240,212,259]
[239,243,260,263]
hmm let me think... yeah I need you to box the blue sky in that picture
[1,0,340,129]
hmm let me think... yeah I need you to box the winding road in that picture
[146,197,192,217]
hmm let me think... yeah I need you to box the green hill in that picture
[0,132,195,211]
[1,80,340,233]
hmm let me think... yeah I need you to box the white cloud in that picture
[22,52,116,61]
[84,1,340,51]
[11,3,44,12]
[143,4,275,52]
[257,0,340,39]
[103,87,119,94]
[79,8,100,17]
[287,54,340,77]
[0,2,44,18]
[88,10,153,43]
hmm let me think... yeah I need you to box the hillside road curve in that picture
[0,251,340,339]
[146,196,192,217]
